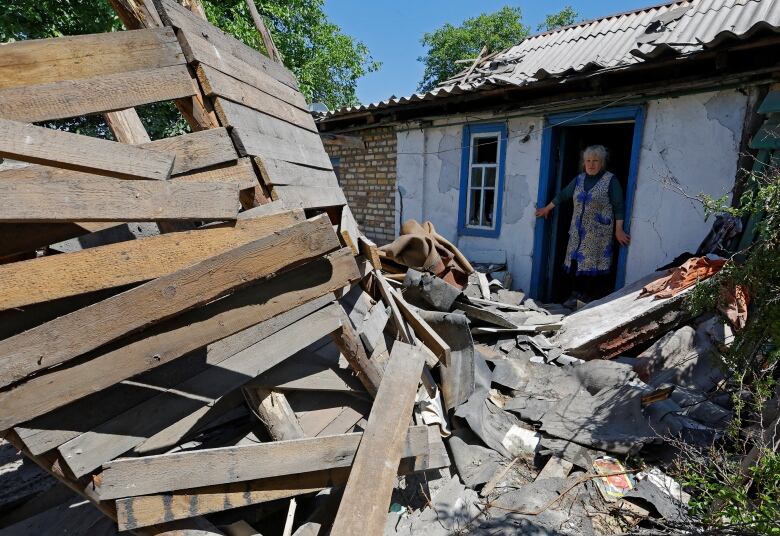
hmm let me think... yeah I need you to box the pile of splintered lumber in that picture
[0,1,450,534]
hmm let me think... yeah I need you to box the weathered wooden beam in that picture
[254,157,338,188]
[243,387,306,441]
[271,185,347,209]
[58,304,342,477]
[197,64,315,132]
[0,176,238,222]
[0,28,184,90]
[104,108,152,144]
[330,341,426,535]
[244,0,282,64]
[387,285,450,366]
[0,215,336,389]
[0,211,302,311]
[113,425,449,530]
[139,127,237,175]
[0,65,195,123]
[99,425,430,500]
[330,308,382,397]
[0,118,175,180]
[0,248,359,429]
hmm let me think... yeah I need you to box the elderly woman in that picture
[535,145,630,302]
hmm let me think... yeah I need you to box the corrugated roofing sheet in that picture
[323,0,780,119]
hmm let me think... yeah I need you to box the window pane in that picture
[483,189,495,227]
[485,167,496,187]
[473,136,498,164]
[469,189,481,226]
[470,167,482,187]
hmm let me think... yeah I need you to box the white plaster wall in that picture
[395,88,748,292]
[625,89,748,284]
[397,116,542,290]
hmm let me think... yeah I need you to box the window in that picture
[458,123,507,237]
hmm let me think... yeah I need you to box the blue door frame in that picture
[529,105,646,299]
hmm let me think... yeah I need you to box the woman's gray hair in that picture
[583,144,608,162]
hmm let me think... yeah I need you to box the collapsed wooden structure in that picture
[0,1,451,533]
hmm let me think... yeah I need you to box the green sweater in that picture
[552,171,625,220]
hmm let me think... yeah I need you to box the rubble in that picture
[0,2,751,535]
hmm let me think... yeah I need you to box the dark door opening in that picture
[542,121,635,303]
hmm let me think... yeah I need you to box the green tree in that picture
[0,0,377,137]
[417,5,579,92]
[537,5,578,32]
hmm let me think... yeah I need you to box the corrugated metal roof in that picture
[323,0,780,119]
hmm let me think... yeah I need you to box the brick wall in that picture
[323,126,396,244]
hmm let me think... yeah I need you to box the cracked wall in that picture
[396,88,748,293]
[625,88,747,284]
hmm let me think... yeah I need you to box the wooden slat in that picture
[197,65,316,132]
[0,118,174,180]
[272,185,346,209]
[155,0,298,90]
[330,341,426,535]
[0,249,359,429]
[99,425,429,500]
[215,99,332,170]
[114,428,449,530]
[59,304,342,477]
[0,28,184,90]
[104,108,152,144]
[0,65,195,123]
[330,308,382,397]
[0,211,304,311]
[140,127,237,175]
[15,293,333,457]
[387,285,450,365]
[0,177,237,222]
[0,215,338,389]
[255,157,338,188]
[174,157,259,189]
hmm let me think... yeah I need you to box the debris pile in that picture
[0,3,746,536]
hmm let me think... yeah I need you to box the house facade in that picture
[318,0,780,300]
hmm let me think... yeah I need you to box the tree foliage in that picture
[537,5,578,32]
[417,5,579,93]
[0,0,377,137]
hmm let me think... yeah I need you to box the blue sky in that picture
[323,1,656,106]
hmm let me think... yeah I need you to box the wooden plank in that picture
[244,388,306,441]
[330,341,426,535]
[139,128,237,175]
[254,157,338,188]
[155,0,298,90]
[114,426,445,530]
[358,236,382,270]
[272,185,347,209]
[0,65,195,123]
[252,361,361,393]
[245,0,282,64]
[387,286,450,366]
[0,158,257,190]
[59,304,342,476]
[330,308,382,397]
[0,28,184,90]
[197,64,316,132]
[0,176,238,222]
[174,158,258,190]
[0,215,338,390]
[0,118,174,180]
[104,108,152,144]
[0,211,304,311]
[215,99,332,170]
[0,249,359,429]
[99,425,429,500]
[374,270,414,343]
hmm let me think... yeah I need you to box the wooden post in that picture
[243,387,305,441]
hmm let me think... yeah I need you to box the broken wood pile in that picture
[0,2,447,534]
[0,2,746,534]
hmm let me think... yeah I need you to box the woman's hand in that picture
[535,203,554,218]
[615,222,631,246]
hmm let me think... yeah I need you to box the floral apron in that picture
[563,172,615,276]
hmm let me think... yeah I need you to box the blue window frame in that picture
[457,122,508,237]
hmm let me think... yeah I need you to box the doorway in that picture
[530,105,646,302]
